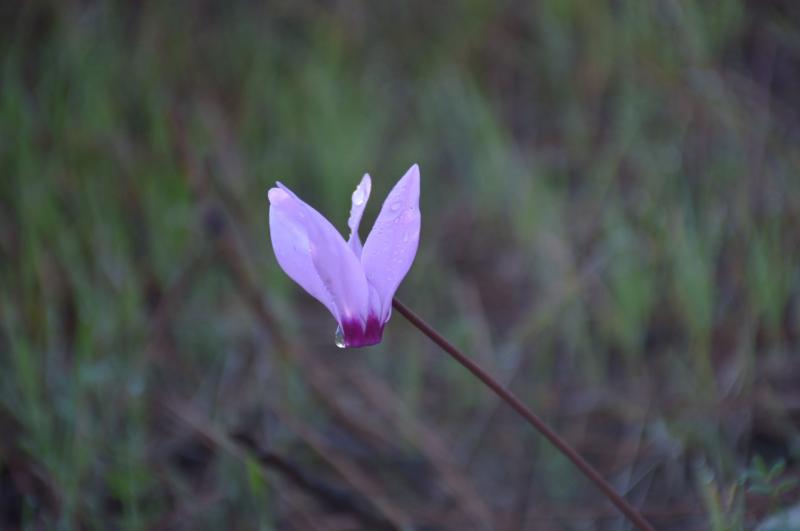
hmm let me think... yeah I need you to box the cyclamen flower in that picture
[268,164,421,348]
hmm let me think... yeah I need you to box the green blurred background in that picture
[2,1,799,529]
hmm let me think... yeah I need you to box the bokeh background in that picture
[2,1,800,529]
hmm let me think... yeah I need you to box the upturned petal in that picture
[269,183,370,327]
[279,183,370,324]
[268,187,339,319]
[361,164,421,322]
[347,174,371,257]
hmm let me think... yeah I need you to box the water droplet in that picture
[400,210,417,223]
[334,325,346,348]
[390,201,401,211]
[352,188,366,206]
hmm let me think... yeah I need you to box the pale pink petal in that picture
[347,174,372,257]
[273,182,370,324]
[361,164,421,321]
[268,187,340,319]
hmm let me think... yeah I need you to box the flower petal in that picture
[361,164,421,321]
[272,182,370,324]
[347,174,371,257]
[268,187,339,319]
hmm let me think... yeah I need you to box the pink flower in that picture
[268,165,421,347]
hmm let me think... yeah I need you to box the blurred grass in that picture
[1,0,800,529]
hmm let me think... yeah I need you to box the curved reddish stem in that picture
[392,298,656,531]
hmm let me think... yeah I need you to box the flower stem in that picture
[392,298,656,531]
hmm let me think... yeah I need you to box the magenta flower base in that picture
[340,315,384,348]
